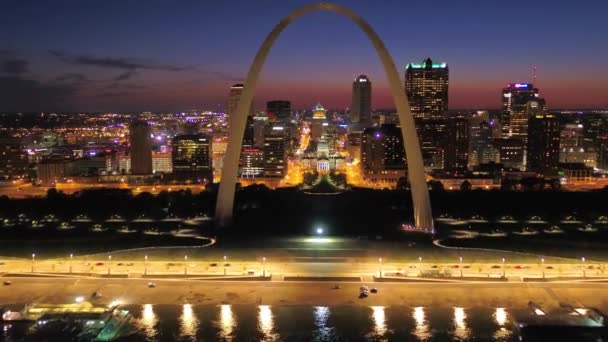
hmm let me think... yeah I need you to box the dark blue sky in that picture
[1,0,607,112]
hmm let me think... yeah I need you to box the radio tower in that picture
[532,65,538,85]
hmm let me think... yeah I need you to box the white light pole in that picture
[223,255,227,276]
[31,253,36,273]
[70,253,73,274]
[378,257,383,278]
[541,257,545,279]
[144,255,148,275]
[418,256,422,276]
[459,256,463,277]
[582,257,586,278]
[502,257,506,278]
[262,257,266,277]
[184,255,188,275]
[108,255,112,275]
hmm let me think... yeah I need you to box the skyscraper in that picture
[444,118,470,172]
[310,103,327,141]
[500,83,545,140]
[266,100,291,122]
[351,75,372,124]
[129,121,152,175]
[226,84,253,130]
[526,114,561,174]
[262,124,288,178]
[468,111,498,168]
[172,134,212,183]
[405,58,449,120]
[361,124,407,185]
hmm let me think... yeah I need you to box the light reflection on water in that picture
[180,303,198,340]
[493,307,513,341]
[413,306,431,341]
[313,306,336,341]
[139,304,158,339]
[453,307,471,340]
[258,305,279,341]
[371,305,387,338]
[218,304,236,341]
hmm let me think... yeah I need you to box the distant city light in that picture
[316,227,323,235]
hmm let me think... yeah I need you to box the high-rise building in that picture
[262,124,288,178]
[495,138,525,170]
[310,103,327,141]
[445,118,470,172]
[417,119,447,169]
[468,112,499,168]
[405,58,449,120]
[129,121,153,175]
[171,134,212,183]
[0,135,28,180]
[361,124,406,185]
[500,83,545,141]
[526,114,561,174]
[266,100,291,122]
[351,75,372,124]
[226,84,253,130]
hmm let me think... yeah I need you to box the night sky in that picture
[1,0,607,112]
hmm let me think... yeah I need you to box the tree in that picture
[460,180,472,191]
[427,180,444,191]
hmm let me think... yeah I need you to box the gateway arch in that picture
[215,2,434,231]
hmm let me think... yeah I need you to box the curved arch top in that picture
[215,2,434,231]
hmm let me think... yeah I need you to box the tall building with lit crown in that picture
[310,103,327,141]
[526,114,561,174]
[405,58,449,120]
[351,75,372,124]
[500,83,545,141]
[226,84,253,130]
[129,121,152,175]
[171,134,212,183]
[262,124,288,178]
[361,124,406,185]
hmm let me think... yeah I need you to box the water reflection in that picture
[140,304,158,339]
[493,307,513,341]
[313,306,334,341]
[412,307,431,341]
[453,307,471,340]
[180,304,199,340]
[258,305,279,341]
[371,306,387,338]
[218,304,236,340]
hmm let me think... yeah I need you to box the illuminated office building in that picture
[526,114,561,174]
[172,134,212,182]
[405,58,449,120]
[129,121,153,175]
[361,124,406,185]
[351,75,372,124]
[500,83,545,141]
[266,100,291,122]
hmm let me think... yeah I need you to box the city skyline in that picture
[1,0,607,112]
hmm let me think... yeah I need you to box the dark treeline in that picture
[2,186,608,237]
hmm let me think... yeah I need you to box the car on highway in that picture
[370,288,378,294]
[209,263,218,267]
[95,262,104,266]
[491,265,501,269]
[117,263,124,266]
[126,262,134,266]
[147,282,156,288]
[224,263,231,267]
[3,280,11,286]
[451,265,460,268]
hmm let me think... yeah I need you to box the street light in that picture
[31,253,36,273]
[316,227,323,235]
[582,257,586,278]
[108,255,112,275]
[540,257,545,278]
[378,257,383,278]
[459,256,463,277]
[262,257,266,277]
[502,257,506,278]
[184,255,188,275]
[70,253,73,274]
[223,255,227,276]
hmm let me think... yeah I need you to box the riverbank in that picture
[2,277,608,310]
